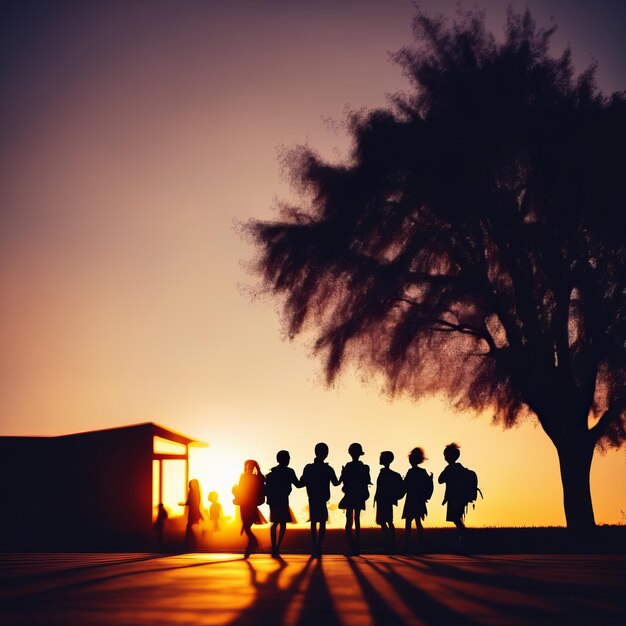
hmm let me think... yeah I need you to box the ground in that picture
[1,553,624,625]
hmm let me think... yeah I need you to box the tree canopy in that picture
[248,9,626,527]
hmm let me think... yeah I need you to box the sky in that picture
[1,0,625,528]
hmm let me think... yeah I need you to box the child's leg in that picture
[243,523,256,557]
[185,523,194,549]
[270,522,278,549]
[345,509,354,550]
[277,522,286,546]
[380,521,388,548]
[316,521,326,555]
[310,521,318,553]
[388,521,396,551]
[454,518,466,542]
[405,518,412,550]
[415,518,424,551]
[354,510,361,553]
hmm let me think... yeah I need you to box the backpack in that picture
[460,467,483,509]
[391,471,405,502]
[421,471,434,502]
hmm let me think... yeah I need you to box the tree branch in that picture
[590,394,626,443]
[395,299,498,353]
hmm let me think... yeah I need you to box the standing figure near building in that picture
[438,443,467,544]
[402,447,433,553]
[265,450,302,558]
[339,442,371,556]
[153,503,169,549]
[180,479,205,550]
[233,460,267,558]
[374,451,404,553]
[300,442,341,558]
[207,491,223,533]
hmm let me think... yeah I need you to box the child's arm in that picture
[438,466,448,484]
[291,468,303,489]
[331,467,341,487]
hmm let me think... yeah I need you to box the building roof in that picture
[0,422,207,447]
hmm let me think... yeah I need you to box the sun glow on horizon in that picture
[188,446,247,520]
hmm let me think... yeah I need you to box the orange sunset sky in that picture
[1,0,625,528]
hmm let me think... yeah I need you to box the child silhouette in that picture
[339,442,371,556]
[232,460,267,558]
[180,479,205,550]
[438,442,467,545]
[402,447,432,553]
[299,442,340,558]
[207,491,223,533]
[153,503,168,549]
[374,451,404,553]
[265,450,302,558]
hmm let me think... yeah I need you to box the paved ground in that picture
[0,553,624,626]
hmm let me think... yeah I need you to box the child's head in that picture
[443,442,461,463]
[314,442,329,460]
[348,442,364,460]
[408,447,426,467]
[208,491,218,504]
[379,450,394,467]
[244,459,261,474]
[276,450,290,466]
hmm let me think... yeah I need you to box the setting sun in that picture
[187,446,247,520]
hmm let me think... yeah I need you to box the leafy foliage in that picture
[249,9,626,449]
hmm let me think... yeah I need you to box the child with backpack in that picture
[438,442,477,545]
[374,450,404,553]
[232,459,266,558]
[265,450,302,558]
[402,447,433,553]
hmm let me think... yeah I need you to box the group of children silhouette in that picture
[222,441,475,558]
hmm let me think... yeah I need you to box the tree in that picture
[247,9,626,530]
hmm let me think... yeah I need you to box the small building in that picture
[0,423,206,550]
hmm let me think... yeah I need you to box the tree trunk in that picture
[555,436,596,532]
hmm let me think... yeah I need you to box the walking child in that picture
[180,479,205,550]
[374,450,404,553]
[339,442,371,556]
[232,460,266,558]
[438,442,467,544]
[299,442,341,557]
[265,450,302,558]
[402,447,433,553]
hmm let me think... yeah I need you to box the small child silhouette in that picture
[207,491,223,533]
[153,503,168,549]
[402,447,432,553]
[232,460,266,558]
[179,479,205,550]
[339,442,371,556]
[265,450,302,558]
[299,442,341,558]
[374,451,404,553]
[438,442,467,544]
